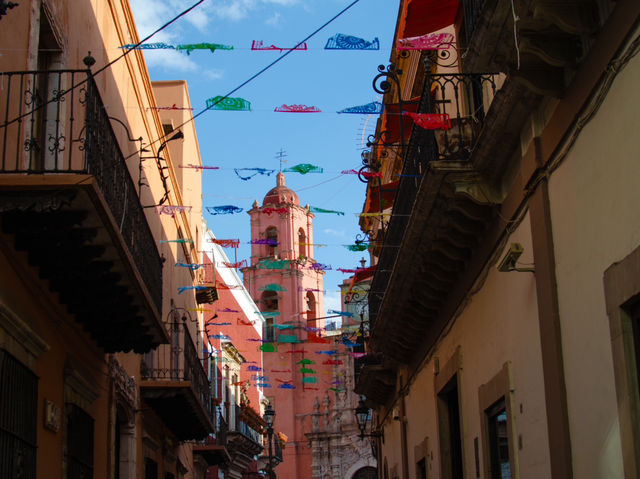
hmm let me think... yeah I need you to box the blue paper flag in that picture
[209,334,231,340]
[341,337,358,348]
[175,262,203,271]
[325,34,379,50]
[234,168,275,181]
[206,205,243,215]
[178,286,208,294]
[328,310,355,318]
[338,101,384,114]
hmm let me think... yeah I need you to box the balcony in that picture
[225,404,264,479]
[368,72,500,332]
[356,71,503,400]
[0,70,166,353]
[140,323,214,440]
[460,0,606,96]
[192,413,231,467]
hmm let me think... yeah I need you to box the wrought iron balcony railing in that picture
[368,72,499,328]
[424,72,499,161]
[215,411,229,445]
[273,437,283,463]
[232,404,263,446]
[141,322,213,422]
[0,69,162,311]
[461,0,486,47]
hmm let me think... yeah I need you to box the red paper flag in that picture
[307,334,331,344]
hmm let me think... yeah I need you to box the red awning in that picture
[382,100,418,145]
[364,181,399,214]
[401,0,460,38]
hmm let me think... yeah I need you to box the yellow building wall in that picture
[384,214,551,478]
[0,1,205,478]
[547,48,640,479]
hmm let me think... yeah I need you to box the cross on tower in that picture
[275,149,288,172]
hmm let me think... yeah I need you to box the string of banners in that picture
[119,34,384,52]
[200,98,452,131]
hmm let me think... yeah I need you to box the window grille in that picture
[66,403,94,479]
[0,349,38,479]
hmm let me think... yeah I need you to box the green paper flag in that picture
[283,163,324,174]
[259,343,278,352]
[259,283,287,292]
[302,376,318,384]
[346,243,370,252]
[310,206,345,216]
[299,367,316,374]
[206,96,251,111]
[258,259,289,270]
[296,359,315,365]
[278,335,300,343]
[176,43,234,55]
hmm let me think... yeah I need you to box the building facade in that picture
[242,173,350,478]
[0,2,216,478]
[355,1,640,478]
[200,228,273,479]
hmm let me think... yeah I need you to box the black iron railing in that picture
[368,72,499,328]
[216,411,228,445]
[273,438,283,462]
[232,404,263,445]
[201,411,228,447]
[424,73,499,161]
[0,349,37,479]
[141,323,213,422]
[0,70,162,312]
[462,0,486,46]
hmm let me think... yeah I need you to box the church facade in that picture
[242,173,375,478]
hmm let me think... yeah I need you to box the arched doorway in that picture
[352,466,377,479]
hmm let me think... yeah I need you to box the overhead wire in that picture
[124,0,363,159]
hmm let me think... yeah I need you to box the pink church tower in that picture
[243,172,336,478]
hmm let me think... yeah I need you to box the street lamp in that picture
[355,398,371,439]
[264,404,276,479]
[354,398,382,458]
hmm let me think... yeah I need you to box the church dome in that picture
[263,172,299,206]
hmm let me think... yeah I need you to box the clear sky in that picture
[130,0,401,314]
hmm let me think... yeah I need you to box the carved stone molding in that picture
[109,355,137,412]
[0,301,49,371]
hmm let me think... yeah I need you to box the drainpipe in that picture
[399,382,409,478]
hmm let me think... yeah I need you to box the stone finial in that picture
[276,171,285,187]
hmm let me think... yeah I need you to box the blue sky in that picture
[129,0,400,313]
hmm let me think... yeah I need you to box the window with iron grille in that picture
[0,349,38,479]
[66,403,94,479]
[145,457,158,479]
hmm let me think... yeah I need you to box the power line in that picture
[127,0,363,159]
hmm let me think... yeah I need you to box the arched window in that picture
[266,227,278,257]
[306,291,316,321]
[298,228,306,258]
[261,291,279,311]
[261,291,278,342]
